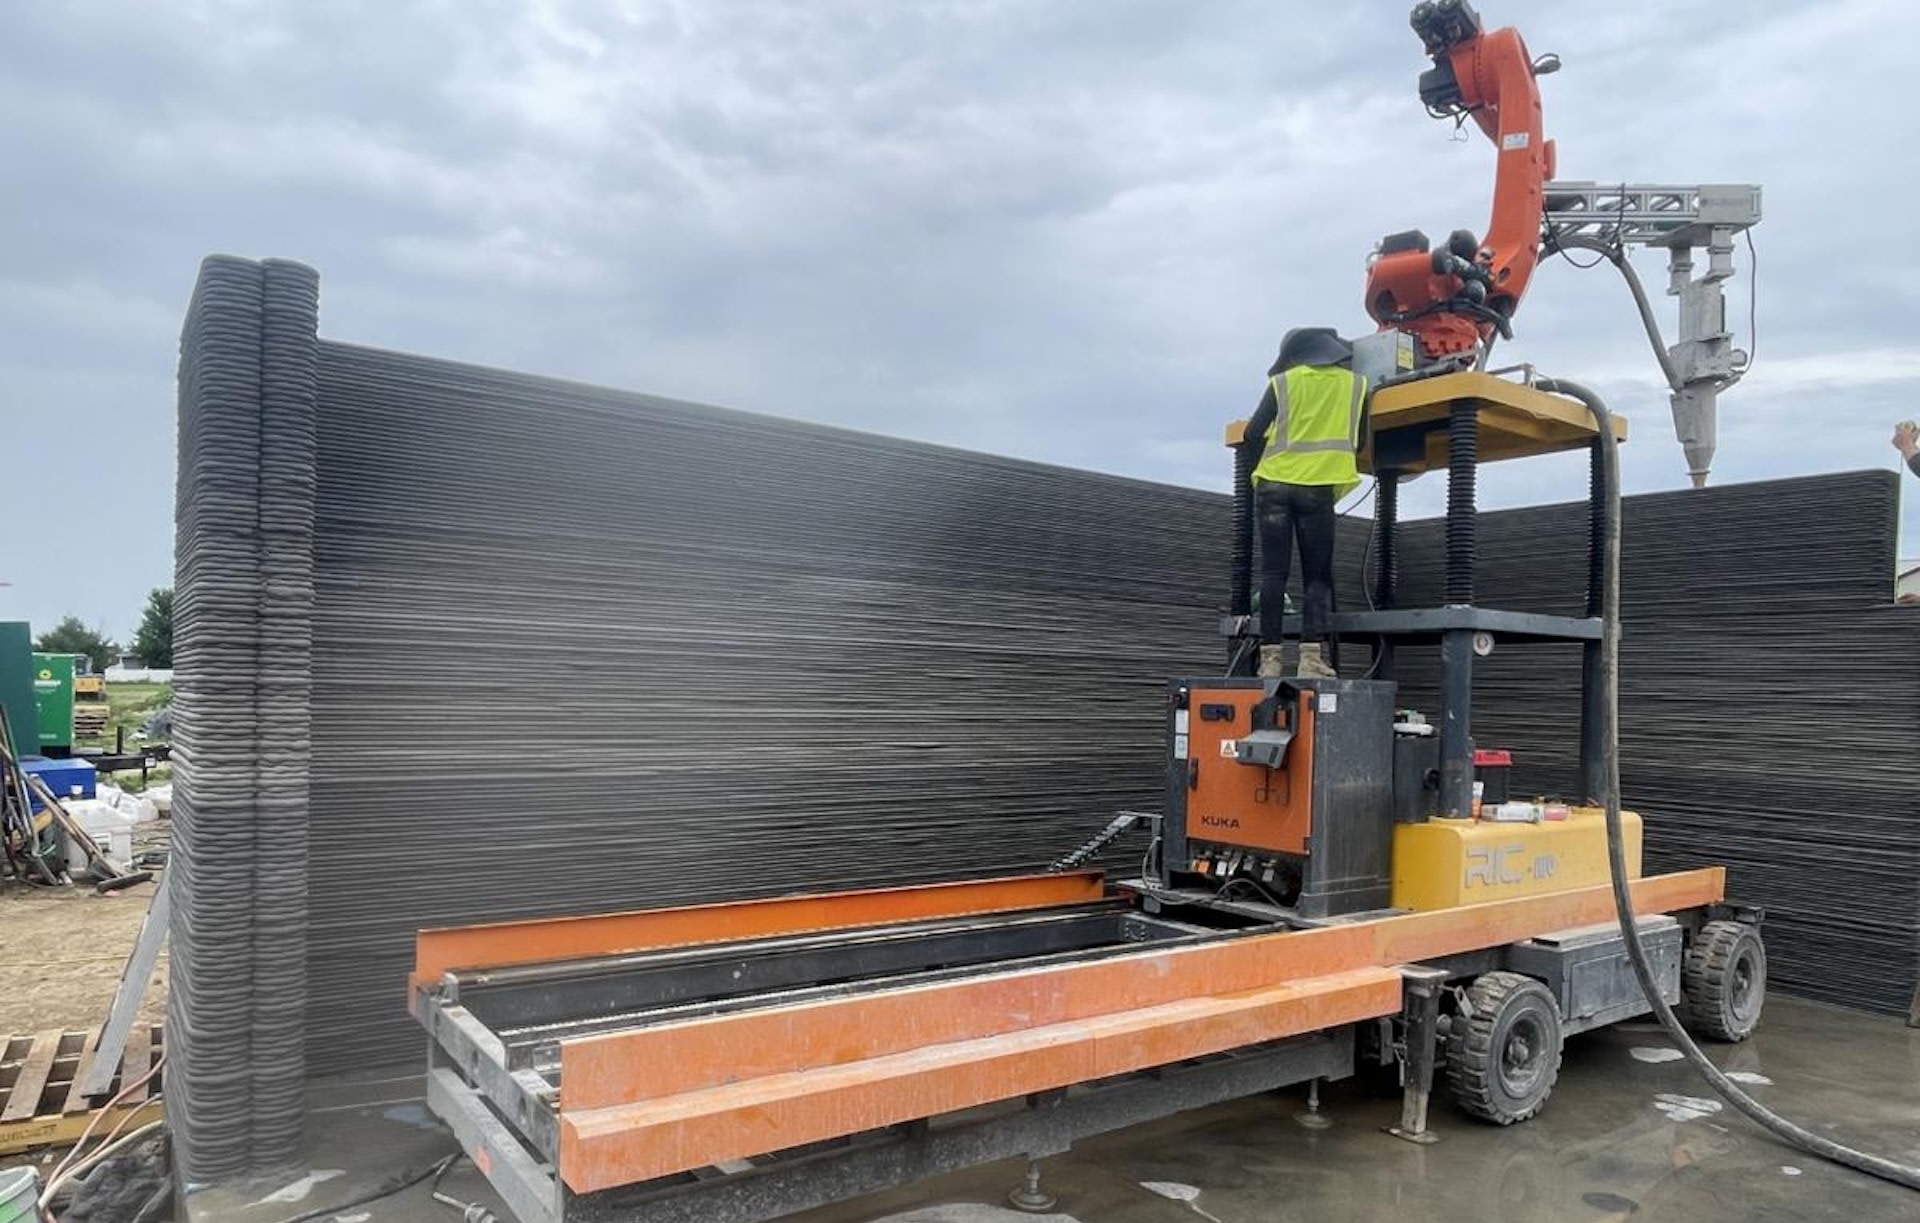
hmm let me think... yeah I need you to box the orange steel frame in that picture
[413,866,1724,1196]
[565,968,1402,1192]
[409,870,1103,1009]
[1362,16,1555,358]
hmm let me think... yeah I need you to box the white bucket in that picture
[0,1167,40,1223]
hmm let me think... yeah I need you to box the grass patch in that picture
[74,681,173,749]
[115,762,172,793]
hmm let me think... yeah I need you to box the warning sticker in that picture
[1321,693,1339,714]
[1501,132,1530,151]
[1174,710,1190,735]
[1173,735,1189,760]
[1219,739,1238,759]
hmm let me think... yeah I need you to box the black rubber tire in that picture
[1447,971,1563,1125]
[1683,920,1766,1042]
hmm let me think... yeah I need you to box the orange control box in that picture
[1180,685,1317,855]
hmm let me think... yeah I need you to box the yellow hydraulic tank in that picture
[1391,809,1643,911]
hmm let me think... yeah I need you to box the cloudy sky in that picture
[4,0,1917,639]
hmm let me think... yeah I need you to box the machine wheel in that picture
[1683,920,1765,1042]
[1448,972,1562,1125]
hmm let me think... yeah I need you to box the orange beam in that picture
[560,967,1403,1192]
[559,868,1721,1111]
[409,871,1104,1001]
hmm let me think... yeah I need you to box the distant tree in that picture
[34,616,117,673]
[131,587,174,669]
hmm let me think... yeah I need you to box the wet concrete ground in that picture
[186,995,1920,1223]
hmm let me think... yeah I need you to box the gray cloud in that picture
[3,0,1915,636]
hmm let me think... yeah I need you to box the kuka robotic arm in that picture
[1364,0,1557,361]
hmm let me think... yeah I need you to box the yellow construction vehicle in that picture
[73,656,105,702]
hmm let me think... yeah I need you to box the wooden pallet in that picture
[0,1023,163,1155]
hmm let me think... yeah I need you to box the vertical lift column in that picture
[1229,369,1627,815]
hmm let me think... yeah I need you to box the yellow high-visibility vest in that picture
[1251,365,1367,495]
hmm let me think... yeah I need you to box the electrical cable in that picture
[1355,471,1427,681]
[73,1089,160,1171]
[1549,181,1631,271]
[1335,480,1377,520]
[38,1121,166,1210]
[430,1154,500,1223]
[259,1153,461,1223]
[1355,505,1388,681]
[1322,479,1380,677]
[47,1094,157,1198]
[1739,229,1759,376]
[42,1056,166,1191]
[1541,375,1920,1193]
[1551,239,1612,271]
[1475,333,1499,372]
[1226,636,1255,676]
[1219,876,1288,908]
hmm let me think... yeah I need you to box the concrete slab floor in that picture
[185,996,1920,1223]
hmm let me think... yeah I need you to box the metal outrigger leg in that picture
[1387,967,1450,1145]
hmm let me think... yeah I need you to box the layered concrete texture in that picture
[171,253,1920,1181]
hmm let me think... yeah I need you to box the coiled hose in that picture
[1538,376,1920,1191]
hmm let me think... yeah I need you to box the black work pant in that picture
[1256,481,1336,643]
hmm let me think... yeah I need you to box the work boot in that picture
[1257,644,1288,678]
[1296,642,1337,679]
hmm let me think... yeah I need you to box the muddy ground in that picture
[0,824,170,1036]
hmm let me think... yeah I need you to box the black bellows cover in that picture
[171,256,1918,1178]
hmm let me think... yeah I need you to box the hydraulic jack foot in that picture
[1294,1076,1334,1130]
[1386,968,1448,1145]
[1008,1161,1057,1213]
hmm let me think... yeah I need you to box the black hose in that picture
[1553,237,1684,393]
[1538,376,1920,1192]
[431,1154,499,1223]
[266,1154,460,1223]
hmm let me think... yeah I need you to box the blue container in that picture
[22,756,97,810]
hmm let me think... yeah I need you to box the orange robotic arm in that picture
[1363,0,1557,361]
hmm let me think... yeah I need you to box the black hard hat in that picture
[1272,327,1353,373]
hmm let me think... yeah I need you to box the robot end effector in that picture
[1374,0,1762,487]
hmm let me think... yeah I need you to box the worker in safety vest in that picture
[1242,327,1368,679]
